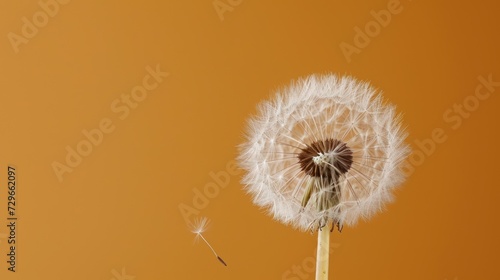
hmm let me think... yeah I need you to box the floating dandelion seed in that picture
[189,217,227,266]
[238,74,410,279]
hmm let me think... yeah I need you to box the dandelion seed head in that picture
[238,74,411,231]
[189,217,210,235]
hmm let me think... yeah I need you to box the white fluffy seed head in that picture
[189,217,210,235]
[238,74,410,232]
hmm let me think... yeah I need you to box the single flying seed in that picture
[189,217,227,267]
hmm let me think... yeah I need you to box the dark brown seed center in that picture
[297,138,353,182]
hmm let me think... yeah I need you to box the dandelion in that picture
[189,217,227,266]
[238,74,410,279]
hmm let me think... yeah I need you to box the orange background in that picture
[0,0,499,279]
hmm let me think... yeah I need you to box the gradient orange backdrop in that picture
[0,0,499,279]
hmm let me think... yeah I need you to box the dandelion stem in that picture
[198,233,217,257]
[315,227,330,280]
[198,233,227,266]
